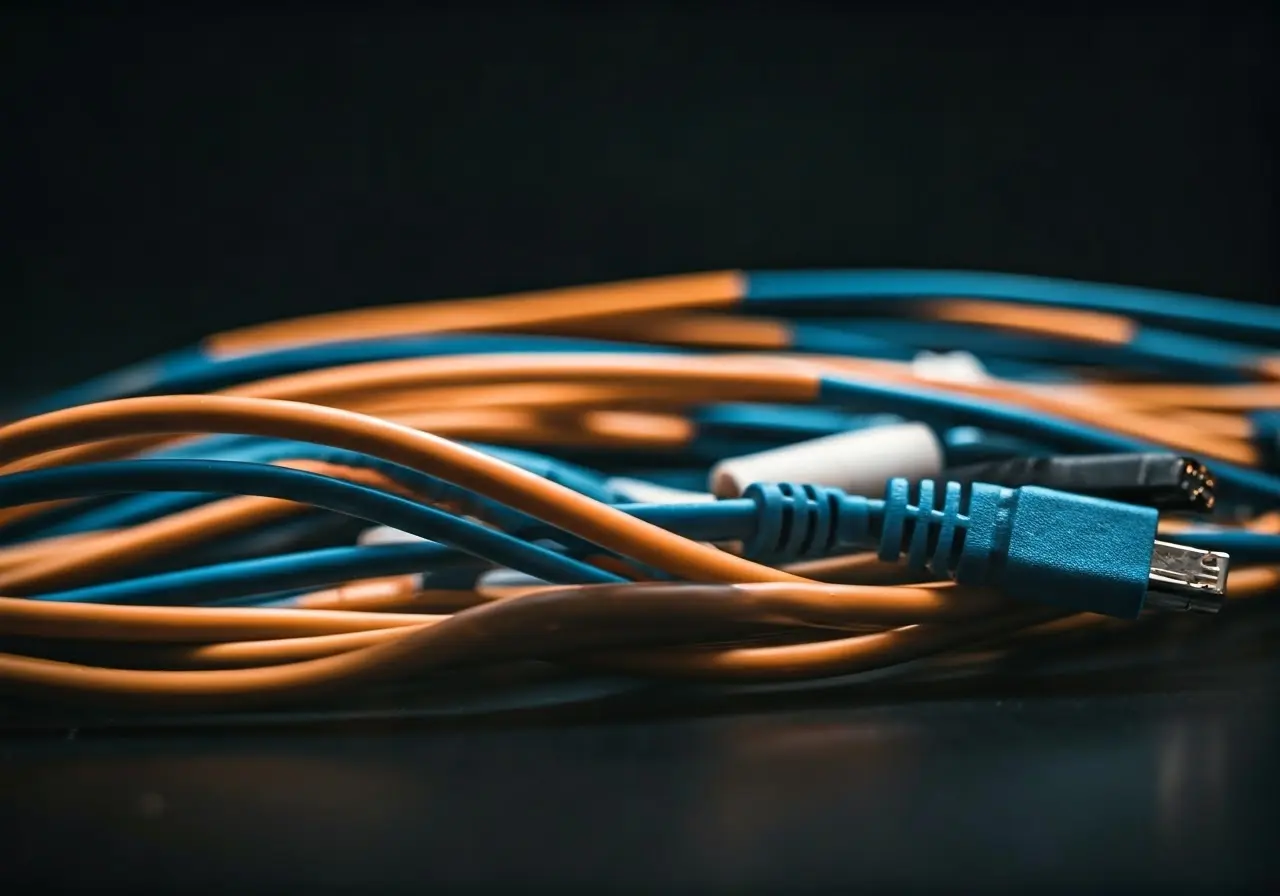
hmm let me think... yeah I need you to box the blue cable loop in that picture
[0,461,625,593]
[39,542,471,606]
[745,269,1280,343]
[20,335,685,415]
[22,439,620,539]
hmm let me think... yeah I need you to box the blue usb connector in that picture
[509,477,1231,619]
[879,479,1229,618]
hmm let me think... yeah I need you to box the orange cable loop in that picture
[0,396,813,584]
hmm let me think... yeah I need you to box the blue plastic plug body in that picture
[879,477,1160,619]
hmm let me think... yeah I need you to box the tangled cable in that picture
[2,268,1278,714]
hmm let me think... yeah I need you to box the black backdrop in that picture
[4,6,1276,398]
[4,8,1280,892]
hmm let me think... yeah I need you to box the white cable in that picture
[357,525,424,546]
[708,422,944,498]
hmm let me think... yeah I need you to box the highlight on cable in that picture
[4,268,1277,715]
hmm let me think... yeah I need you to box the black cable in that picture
[941,453,1215,512]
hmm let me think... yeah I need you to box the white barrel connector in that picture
[708,422,944,499]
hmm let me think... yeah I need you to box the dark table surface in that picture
[4,615,1279,893]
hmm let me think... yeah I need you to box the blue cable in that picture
[804,319,1120,365]
[612,469,710,492]
[511,483,884,564]
[16,348,208,418]
[29,476,1239,616]
[145,436,618,499]
[12,319,1084,421]
[20,335,685,415]
[941,427,1046,466]
[692,408,1043,464]
[691,404,903,442]
[36,542,482,606]
[29,270,1273,417]
[477,476,1229,618]
[29,442,492,537]
[0,461,625,591]
[745,269,1280,344]
[25,439,621,538]
[800,318,1255,382]
[791,321,1097,381]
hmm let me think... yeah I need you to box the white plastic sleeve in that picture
[708,422,944,498]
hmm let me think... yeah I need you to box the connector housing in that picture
[878,478,1224,619]
[942,453,1215,513]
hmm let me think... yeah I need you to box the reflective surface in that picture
[4,653,1279,891]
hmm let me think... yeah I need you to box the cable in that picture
[206,271,745,355]
[2,353,1255,483]
[191,269,1280,354]
[19,336,687,415]
[3,267,1279,716]
[18,437,621,539]
[0,460,625,589]
[743,269,1280,343]
[0,594,444,641]
[0,397,814,584]
[814,374,1280,499]
[0,460,421,591]
[28,543,489,606]
[0,581,1011,705]
[941,453,1216,513]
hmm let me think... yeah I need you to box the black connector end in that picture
[942,453,1215,513]
[1171,457,1215,513]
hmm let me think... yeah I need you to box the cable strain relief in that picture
[741,482,872,562]
[878,477,1010,580]
[709,422,944,499]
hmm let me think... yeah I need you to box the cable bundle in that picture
[2,268,1278,714]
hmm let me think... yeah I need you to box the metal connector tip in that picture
[1146,540,1229,614]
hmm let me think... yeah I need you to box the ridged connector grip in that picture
[878,477,1162,618]
[878,478,971,576]
[740,482,875,563]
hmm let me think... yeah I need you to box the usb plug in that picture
[879,479,1232,619]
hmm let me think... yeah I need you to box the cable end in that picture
[1175,457,1216,513]
[1145,540,1229,614]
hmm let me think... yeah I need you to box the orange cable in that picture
[923,299,1137,346]
[207,271,744,355]
[0,581,1009,701]
[0,460,424,593]
[0,396,815,584]
[0,594,444,642]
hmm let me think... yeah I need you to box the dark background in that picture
[4,6,1276,395]
[3,5,1280,893]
